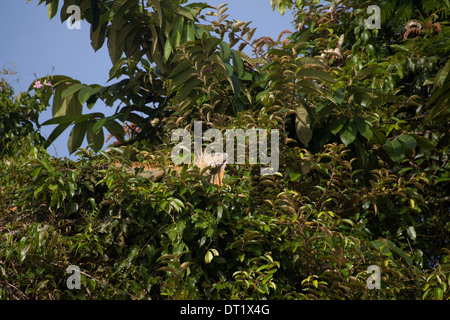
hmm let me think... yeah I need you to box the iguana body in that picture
[113,153,228,186]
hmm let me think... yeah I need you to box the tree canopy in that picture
[0,0,449,300]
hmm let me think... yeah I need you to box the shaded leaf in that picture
[340,119,358,145]
[397,134,417,150]
[385,139,404,163]
[295,105,312,145]
[297,68,335,83]
[68,122,88,154]
[354,117,373,140]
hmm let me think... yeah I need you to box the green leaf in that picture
[47,0,59,20]
[164,38,173,62]
[61,83,85,99]
[330,118,346,134]
[205,37,222,55]
[78,85,102,105]
[295,105,312,145]
[353,65,378,82]
[160,0,194,20]
[370,240,392,256]
[109,58,128,80]
[176,77,198,102]
[52,83,66,117]
[333,87,346,105]
[340,119,357,145]
[230,74,240,99]
[68,122,88,154]
[185,20,195,42]
[354,117,373,140]
[53,83,83,118]
[288,168,302,181]
[385,139,404,163]
[107,27,125,65]
[297,68,335,83]
[219,41,231,61]
[412,134,435,150]
[105,120,125,143]
[42,113,104,126]
[433,59,450,88]
[231,49,244,78]
[397,134,417,150]
[86,120,104,152]
[42,114,86,126]
[386,240,413,266]
[45,123,71,148]
[434,287,444,300]
[91,22,107,51]
[172,66,196,89]
[170,16,183,48]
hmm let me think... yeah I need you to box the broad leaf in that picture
[68,122,88,154]
[61,84,85,99]
[385,139,404,163]
[397,134,417,150]
[86,120,105,152]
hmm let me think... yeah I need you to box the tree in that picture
[0,0,448,300]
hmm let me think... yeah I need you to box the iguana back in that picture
[112,152,228,186]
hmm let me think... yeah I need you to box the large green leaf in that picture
[53,88,83,118]
[42,114,91,126]
[86,120,105,152]
[231,49,244,78]
[107,25,125,65]
[105,120,125,143]
[61,84,85,99]
[91,22,108,51]
[219,41,231,61]
[78,85,102,105]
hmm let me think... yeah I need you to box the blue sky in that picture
[0,0,293,159]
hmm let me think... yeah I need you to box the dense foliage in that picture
[0,0,449,299]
